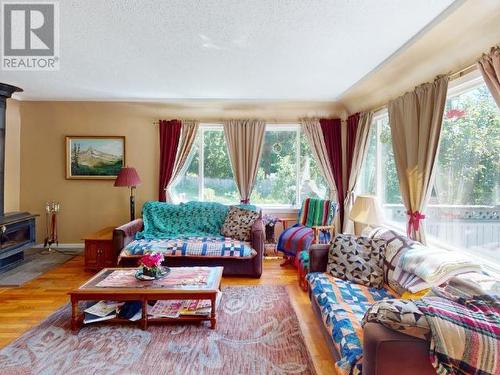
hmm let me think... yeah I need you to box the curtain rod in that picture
[370,63,478,114]
[152,120,306,126]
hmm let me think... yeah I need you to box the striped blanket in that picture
[277,198,336,257]
[414,293,500,375]
[299,198,335,227]
[277,224,314,257]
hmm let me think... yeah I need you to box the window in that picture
[170,125,239,204]
[170,123,328,207]
[357,111,403,227]
[357,71,499,267]
[253,127,298,206]
[252,125,328,207]
[427,73,499,264]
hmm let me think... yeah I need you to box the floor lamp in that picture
[114,167,142,221]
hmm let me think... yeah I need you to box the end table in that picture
[83,226,116,272]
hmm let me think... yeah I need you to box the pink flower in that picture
[139,252,164,269]
[446,108,466,120]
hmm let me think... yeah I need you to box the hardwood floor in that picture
[0,256,337,374]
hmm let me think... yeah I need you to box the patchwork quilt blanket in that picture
[307,272,397,374]
[121,237,256,258]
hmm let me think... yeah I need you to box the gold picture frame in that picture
[65,136,126,180]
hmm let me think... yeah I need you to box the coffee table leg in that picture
[71,296,79,332]
[141,299,148,330]
[210,295,216,329]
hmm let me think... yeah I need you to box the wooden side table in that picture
[83,227,116,272]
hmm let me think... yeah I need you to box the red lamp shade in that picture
[114,167,141,187]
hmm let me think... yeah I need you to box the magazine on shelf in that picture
[148,300,184,318]
[147,292,222,319]
[83,301,142,324]
[180,291,222,316]
[83,311,117,324]
[84,301,123,317]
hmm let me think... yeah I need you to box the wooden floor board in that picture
[0,256,337,374]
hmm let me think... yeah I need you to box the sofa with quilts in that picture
[307,227,491,375]
[113,201,264,277]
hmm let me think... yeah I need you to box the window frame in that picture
[170,123,313,210]
[194,123,237,203]
[364,74,494,218]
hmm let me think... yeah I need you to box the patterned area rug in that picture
[0,286,316,375]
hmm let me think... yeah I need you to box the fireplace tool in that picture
[42,201,60,253]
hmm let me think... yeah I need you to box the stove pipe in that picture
[0,83,23,217]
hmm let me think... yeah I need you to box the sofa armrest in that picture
[113,218,144,257]
[250,218,265,276]
[363,322,434,375]
[309,244,330,272]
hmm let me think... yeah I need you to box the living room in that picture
[0,1,499,374]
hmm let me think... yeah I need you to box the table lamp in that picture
[114,167,142,221]
[350,195,384,235]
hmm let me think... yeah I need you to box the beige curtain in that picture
[223,119,266,203]
[301,118,337,201]
[478,46,500,107]
[343,112,373,234]
[388,75,449,243]
[165,120,199,202]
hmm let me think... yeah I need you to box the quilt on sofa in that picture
[307,272,397,374]
[121,237,256,258]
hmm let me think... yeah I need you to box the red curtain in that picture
[158,119,182,201]
[346,113,360,179]
[320,118,345,229]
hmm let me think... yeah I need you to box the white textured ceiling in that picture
[2,0,456,101]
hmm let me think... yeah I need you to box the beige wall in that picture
[19,101,341,244]
[5,99,21,212]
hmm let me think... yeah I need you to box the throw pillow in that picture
[362,298,430,340]
[326,234,386,288]
[368,227,428,294]
[220,206,260,241]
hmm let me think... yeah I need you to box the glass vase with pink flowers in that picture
[136,252,168,280]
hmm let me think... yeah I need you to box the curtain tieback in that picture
[406,210,425,237]
[240,198,250,204]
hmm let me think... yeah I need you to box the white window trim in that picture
[447,68,483,98]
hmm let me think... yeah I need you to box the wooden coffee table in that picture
[68,266,223,332]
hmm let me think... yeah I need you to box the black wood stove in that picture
[0,83,37,271]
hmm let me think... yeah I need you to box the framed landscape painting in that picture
[66,136,125,179]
